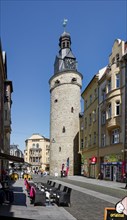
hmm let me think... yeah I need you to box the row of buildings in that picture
[0,41,24,180]
[0,29,127,182]
[79,39,127,182]
[0,41,50,177]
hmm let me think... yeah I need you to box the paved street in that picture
[33,174,127,220]
[0,174,127,220]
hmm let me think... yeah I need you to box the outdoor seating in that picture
[34,188,46,206]
[55,187,72,207]
[44,181,56,191]
[41,180,52,190]
[49,183,62,202]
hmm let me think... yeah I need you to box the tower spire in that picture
[62,18,68,32]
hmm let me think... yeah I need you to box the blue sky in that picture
[0,0,126,152]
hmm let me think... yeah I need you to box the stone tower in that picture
[49,25,83,176]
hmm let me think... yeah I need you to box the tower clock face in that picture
[65,58,76,69]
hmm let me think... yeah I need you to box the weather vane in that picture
[63,18,68,31]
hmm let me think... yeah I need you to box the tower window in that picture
[55,79,60,85]
[71,107,74,113]
[62,42,65,48]
[67,42,70,48]
[72,77,77,82]
[62,126,66,133]
[59,147,61,152]
[54,99,58,103]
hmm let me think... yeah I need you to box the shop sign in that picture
[91,156,97,164]
[104,154,122,163]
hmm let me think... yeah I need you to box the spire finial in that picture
[63,18,68,31]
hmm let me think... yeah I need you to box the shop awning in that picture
[0,152,24,163]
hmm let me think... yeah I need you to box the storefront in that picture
[84,156,97,178]
[100,154,123,182]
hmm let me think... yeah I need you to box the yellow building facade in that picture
[80,39,127,181]
[24,133,50,173]
[98,39,127,182]
[81,74,100,178]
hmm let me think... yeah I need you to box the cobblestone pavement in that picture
[33,174,127,220]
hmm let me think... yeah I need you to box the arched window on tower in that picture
[71,107,74,113]
[62,126,66,133]
[62,42,65,48]
[67,41,70,48]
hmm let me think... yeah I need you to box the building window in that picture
[59,147,61,152]
[102,111,106,125]
[107,103,111,119]
[93,132,96,144]
[101,134,106,147]
[62,126,65,133]
[54,99,58,103]
[85,137,87,147]
[116,53,119,67]
[85,100,87,109]
[90,94,92,104]
[102,87,106,101]
[116,101,120,116]
[107,78,111,93]
[116,73,120,88]
[89,113,92,125]
[94,88,97,98]
[36,143,39,148]
[4,110,7,120]
[112,57,115,65]
[93,109,96,122]
[89,134,91,146]
[81,121,83,130]
[112,129,120,144]
[85,117,87,128]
